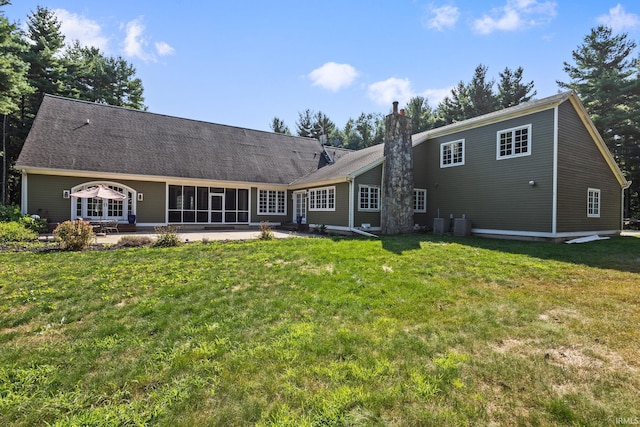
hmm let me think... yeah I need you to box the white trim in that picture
[496,124,532,160]
[308,186,336,211]
[348,179,354,229]
[20,170,28,215]
[472,228,620,239]
[587,188,601,218]
[411,92,572,147]
[552,106,558,235]
[257,189,287,216]
[440,139,465,168]
[358,184,380,212]
[413,188,427,213]
[70,180,137,221]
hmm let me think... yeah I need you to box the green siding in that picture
[417,109,555,233]
[556,102,622,232]
[353,166,382,228]
[250,187,290,223]
[25,174,166,224]
[306,182,350,227]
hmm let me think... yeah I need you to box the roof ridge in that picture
[42,94,317,141]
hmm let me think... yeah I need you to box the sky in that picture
[4,1,640,132]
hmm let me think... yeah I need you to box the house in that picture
[16,91,630,240]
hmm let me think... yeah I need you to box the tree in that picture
[62,43,145,109]
[296,109,314,137]
[497,66,536,108]
[23,6,66,114]
[436,80,471,125]
[0,10,31,114]
[558,26,640,217]
[295,109,335,140]
[467,64,498,116]
[270,117,291,135]
[339,113,384,150]
[436,64,535,126]
[403,96,434,134]
[0,1,33,203]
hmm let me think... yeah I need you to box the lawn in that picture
[0,234,638,426]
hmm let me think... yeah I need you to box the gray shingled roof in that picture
[291,143,384,186]
[16,95,351,185]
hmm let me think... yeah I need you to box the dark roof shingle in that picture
[17,95,347,185]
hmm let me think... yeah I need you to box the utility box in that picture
[433,218,450,235]
[453,218,472,236]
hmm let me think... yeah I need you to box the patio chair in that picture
[104,220,119,234]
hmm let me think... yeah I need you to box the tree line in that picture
[1,1,639,217]
[0,3,145,204]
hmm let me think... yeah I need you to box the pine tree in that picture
[497,66,536,108]
[558,26,640,217]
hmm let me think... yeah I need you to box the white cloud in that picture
[422,87,453,107]
[122,18,154,61]
[472,0,557,35]
[54,9,110,51]
[308,62,359,92]
[424,5,460,31]
[367,77,414,106]
[597,4,640,32]
[155,41,175,56]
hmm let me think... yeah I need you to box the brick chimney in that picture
[381,101,414,234]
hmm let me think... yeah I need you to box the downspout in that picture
[552,105,559,236]
[346,176,379,238]
[20,170,27,215]
[622,180,632,231]
[347,177,354,229]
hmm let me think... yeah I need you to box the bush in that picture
[258,221,274,240]
[0,222,38,243]
[20,215,47,234]
[116,235,153,248]
[53,220,95,250]
[152,226,182,247]
[0,204,22,222]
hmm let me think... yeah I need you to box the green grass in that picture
[1,234,639,426]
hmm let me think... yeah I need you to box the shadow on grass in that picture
[380,233,640,274]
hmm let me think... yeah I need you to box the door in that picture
[210,194,223,223]
[293,191,307,224]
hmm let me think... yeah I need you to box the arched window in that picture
[70,181,137,221]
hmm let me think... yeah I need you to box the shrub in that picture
[116,235,153,248]
[258,221,274,240]
[20,215,47,234]
[0,222,38,243]
[152,225,182,247]
[0,204,22,222]
[53,220,95,250]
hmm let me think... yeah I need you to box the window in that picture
[497,124,531,159]
[359,185,380,211]
[587,188,601,218]
[258,189,286,215]
[440,139,465,167]
[309,186,335,211]
[413,189,427,213]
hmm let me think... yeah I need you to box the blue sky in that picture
[4,1,640,132]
